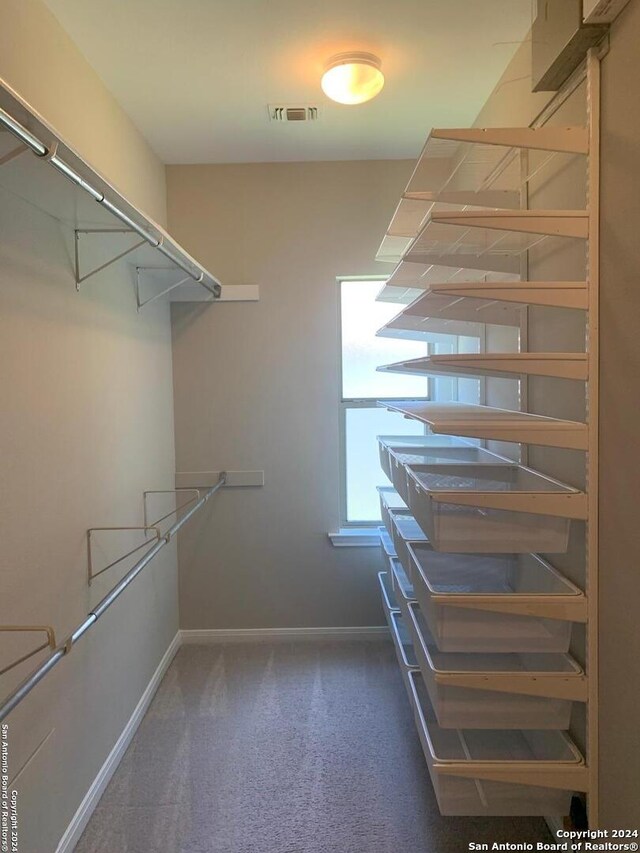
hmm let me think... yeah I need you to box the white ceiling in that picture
[43,0,534,164]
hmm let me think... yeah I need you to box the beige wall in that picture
[168,160,412,629]
[598,0,640,828]
[0,3,176,851]
[0,0,167,224]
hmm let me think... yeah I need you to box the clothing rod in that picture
[0,106,221,295]
[0,474,227,723]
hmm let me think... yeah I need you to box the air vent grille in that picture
[268,105,320,122]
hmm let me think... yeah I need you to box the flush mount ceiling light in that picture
[321,52,384,105]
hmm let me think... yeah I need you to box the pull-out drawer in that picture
[407,671,585,816]
[406,602,585,729]
[407,463,583,553]
[408,544,583,653]
[392,445,507,502]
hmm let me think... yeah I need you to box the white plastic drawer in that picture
[389,510,428,579]
[391,446,508,502]
[408,544,579,653]
[407,463,578,553]
[388,557,416,622]
[378,570,399,617]
[408,671,581,816]
[378,572,418,700]
[377,486,409,537]
[377,435,466,482]
[406,603,582,730]
[378,527,396,571]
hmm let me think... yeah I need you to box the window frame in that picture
[337,276,432,529]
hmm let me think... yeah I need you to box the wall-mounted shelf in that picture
[406,601,587,707]
[376,125,587,264]
[376,260,519,304]
[373,54,599,823]
[378,353,588,381]
[404,210,587,266]
[381,401,588,450]
[0,77,230,306]
[378,289,524,342]
[408,543,588,629]
[407,280,588,311]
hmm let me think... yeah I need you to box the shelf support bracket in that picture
[74,229,147,290]
[87,525,163,585]
[0,626,57,676]
[135,266,218,310]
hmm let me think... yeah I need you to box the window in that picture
[338,279,431,526]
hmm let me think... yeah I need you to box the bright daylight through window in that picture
[339,279,481,526]
[339,279,430,524]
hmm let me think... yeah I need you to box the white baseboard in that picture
[180,625,390,643]
[55,632,181,853]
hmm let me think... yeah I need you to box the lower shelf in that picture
[408,670,587,815]
[379,572,588,817]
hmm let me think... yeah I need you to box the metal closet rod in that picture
[0,473,227,723]
[0,106,221,297]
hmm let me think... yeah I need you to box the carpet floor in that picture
[74,641,552,853]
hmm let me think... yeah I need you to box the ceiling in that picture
[43,0,534,165]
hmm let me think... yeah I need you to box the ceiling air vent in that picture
[268,105,320,122]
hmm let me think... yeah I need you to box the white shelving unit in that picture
[373,52,600,822]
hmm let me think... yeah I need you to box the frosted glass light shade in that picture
[321,52,384,105]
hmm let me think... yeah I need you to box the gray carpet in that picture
[74,641,551,853]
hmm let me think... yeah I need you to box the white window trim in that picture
[327,528,382,548]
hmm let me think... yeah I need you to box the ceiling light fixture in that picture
[321,52,384,105]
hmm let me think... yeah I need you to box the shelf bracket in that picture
[87,525,163,585]
[143,489,201,528]
[74,229,147,290]
[0,142,28,168]
[135,266,218,310]
[0,625,57,676]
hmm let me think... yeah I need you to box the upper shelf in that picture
[376,260,519,305]
[0,77,224,305]
[403,209,588,266]
[376,125,588,264]
[378,288,524,343]
[380,401,587,451]
[383,279,587,311]
[378,353,588,381]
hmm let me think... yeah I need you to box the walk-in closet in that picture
[1,1,639,851]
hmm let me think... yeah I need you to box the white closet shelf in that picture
[390,510,428,577]
[378,353,588,382]
[404,463,584,558]
[377,434,471,481]
[378,291,524,340]
[389,446,507,503]
[0,78,224,305]
[409,672,588,799]
[376,126,587,264]
[378,315,483,342]
[404,210,588,267]
[408,543,587,629]
[406,126,586,200]
[376,259,519,303]
[415,280,588,311]
[381,401,588,451]
[406,600,587,708]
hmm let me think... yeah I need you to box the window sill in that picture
[328,528,382,548]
